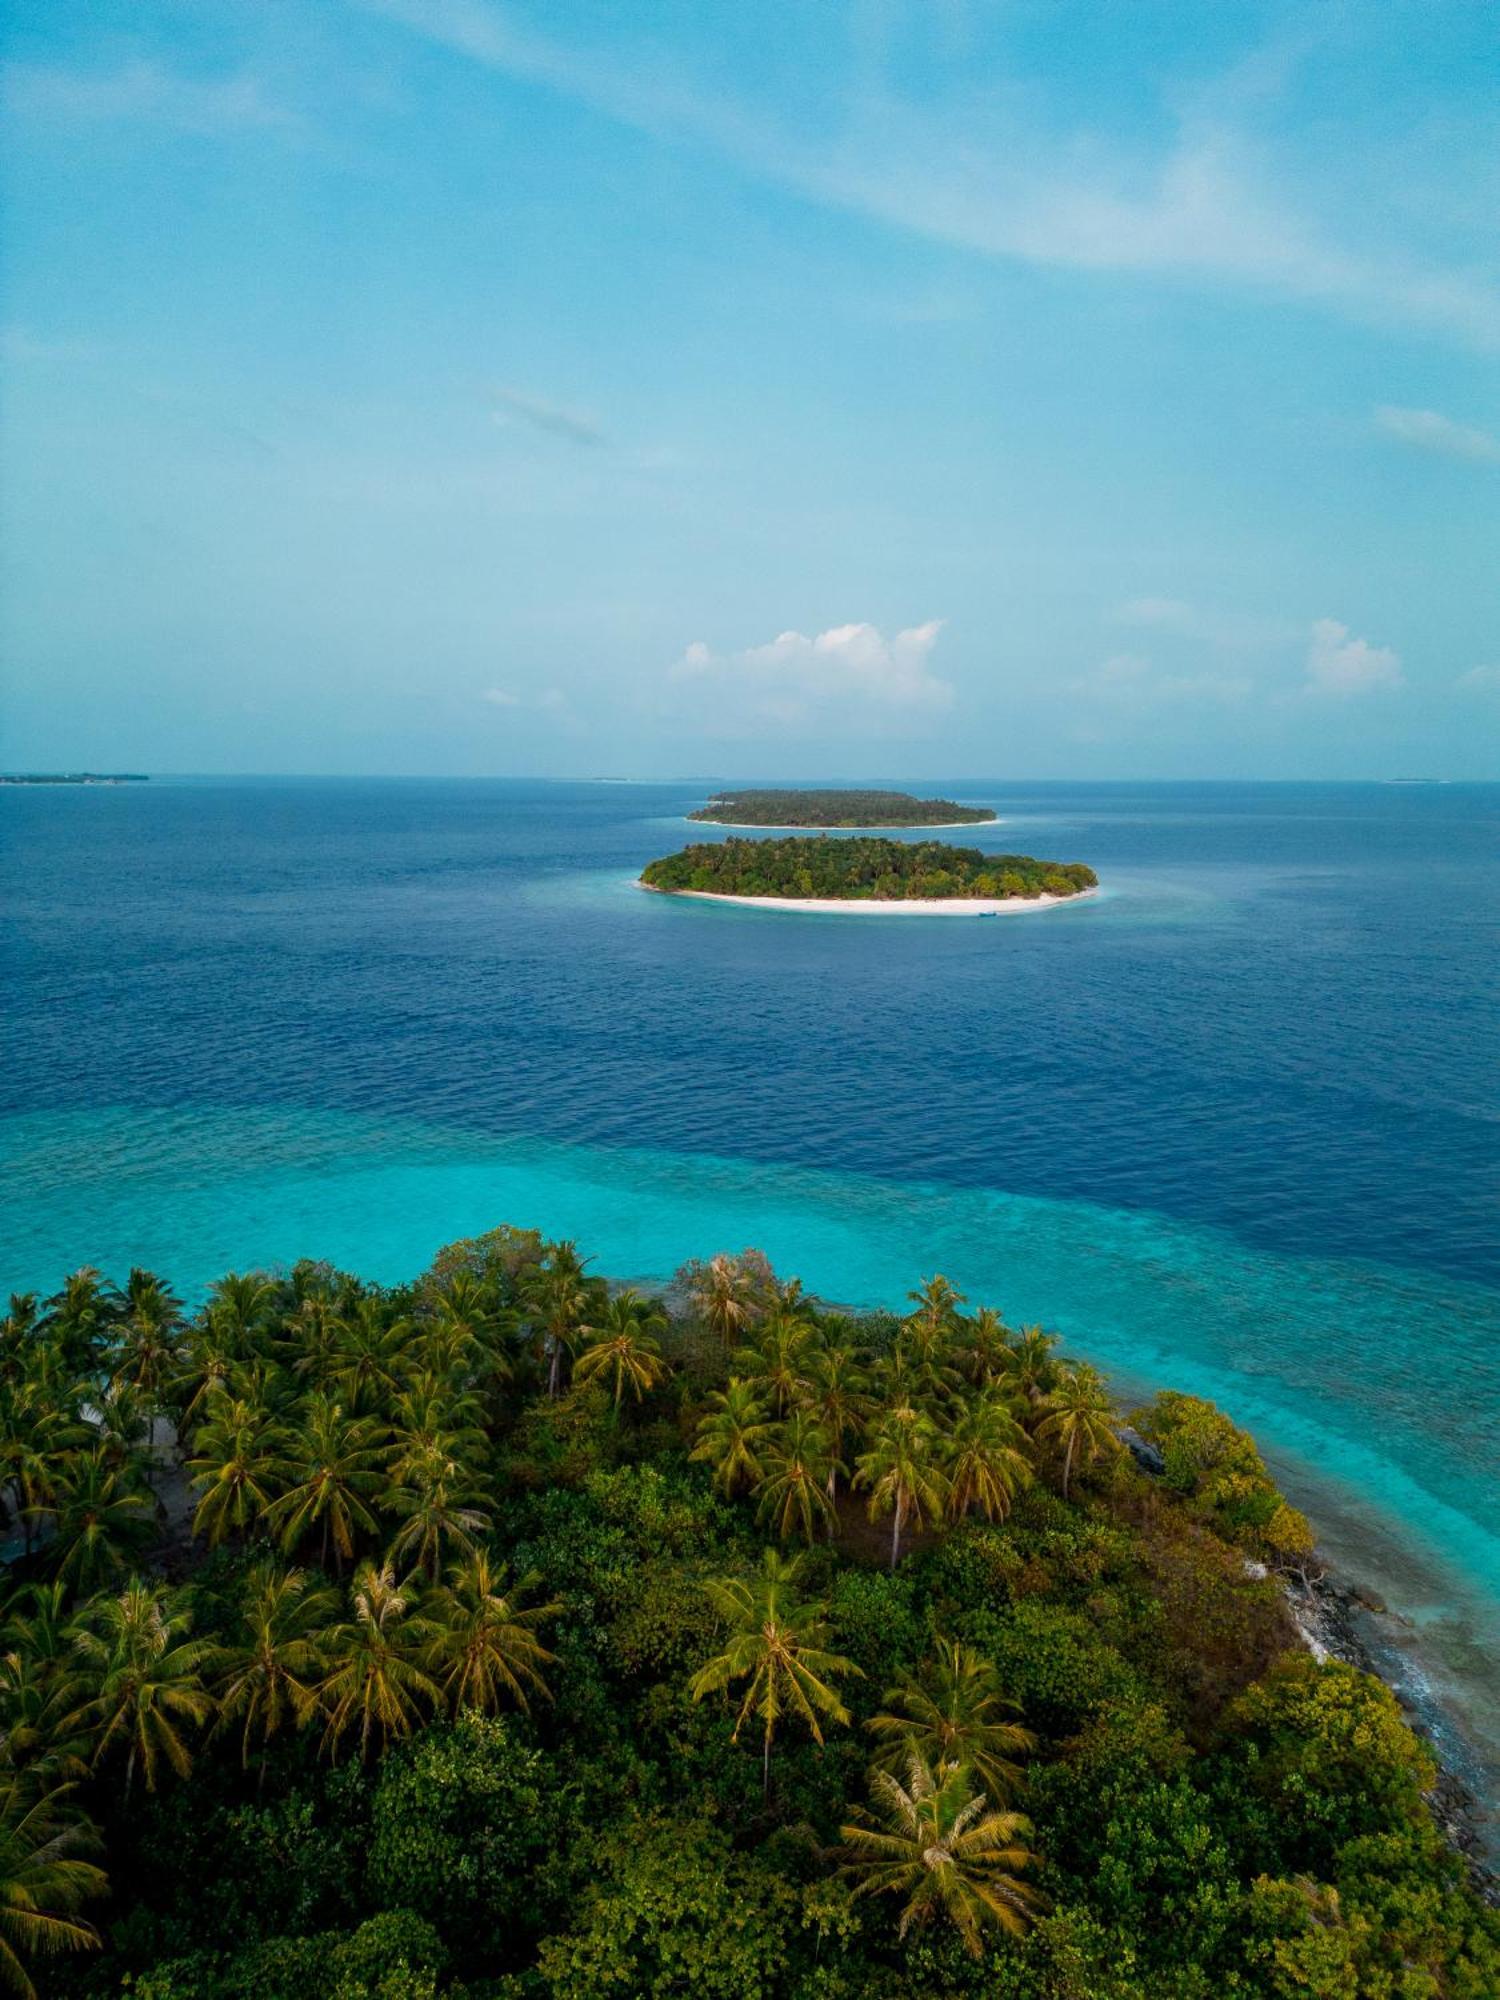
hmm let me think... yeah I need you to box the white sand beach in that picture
[639,883,1096,915]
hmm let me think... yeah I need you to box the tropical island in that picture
[0,773,148,787]
[642,835,1098,913]
[690,789,997,827]
[0,1234,1493,2000]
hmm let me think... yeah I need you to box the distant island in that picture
[689,787,997,827]
[642,835,1098,913]
[0,772,148,786]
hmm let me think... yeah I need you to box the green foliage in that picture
[641,837,1097,902]
[688,789,997,827]
[533,1815,801,1998]
[954,1600,1142,1737]
[1135,1393,1313,1561]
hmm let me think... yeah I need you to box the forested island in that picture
[643,836,1098,906]
[0,1236,1493,1999]
[0,774,148,787]
[690,790,997,827]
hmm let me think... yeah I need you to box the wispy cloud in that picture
[1303,618,1401,697]
[2,57,295,135]
[368,0,1500,349]
[1456,664,1500,693]
[1072,652,1252,708]
[1374,406,1500,464]
[482,685,566,711]
[670,619,950,734]
[492,387,607,448]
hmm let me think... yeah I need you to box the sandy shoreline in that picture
[639,883,1097,916]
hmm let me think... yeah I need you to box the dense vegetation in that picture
[0,1238,1492,1999]
[643,836,1098,901]
[689,790,997,827]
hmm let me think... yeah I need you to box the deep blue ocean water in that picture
[4,778,1498,1808]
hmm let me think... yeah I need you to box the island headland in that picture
[689,787,997,827]
[641,834,1099,912]
[3,1235,1491,1998]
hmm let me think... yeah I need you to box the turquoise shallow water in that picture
[3,777,1498,1817]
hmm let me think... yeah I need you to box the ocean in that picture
[3,777,1498,1816]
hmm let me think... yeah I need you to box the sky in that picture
[2,0,1497,779]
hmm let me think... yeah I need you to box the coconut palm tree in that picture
[804,1346,873,1498]
[689,1378,774,1497]
[905,1275,965,1363]
[417,1273,510,1389]
[755,1413,840,1545]
[216,1562,337,1774]
[958,1307,1013,1388]
[68,1578,218,1795]
[526,1244,595,1398]
[1036,1364,1121,1499]
[329,1298,416,1413]
[108,1269,184,1471]
[737,1308,818,1417]
[688,1254,758,1350]
[44,1448,154,1596]
[314,1561,439,1760]
[688,1548,857,1799]
[0,1585,89,1778]
[39,1271,112,1379]
[853,1404,950,1569]
[202,1273,278,1363]
[382,1444,490,1582]
[1002,1325,1061,1411]
[867,1639,1035,1803]
[944,1393,1032,1524]
[187,1391,291,1548]
[838,1750,1041,1956]
[573,1293,669,1409]
[423,1551,561,1715]
[0,1773,107,2000]
[265,1392,388,1573]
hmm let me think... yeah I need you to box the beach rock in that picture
[1116,1425,1165,1476]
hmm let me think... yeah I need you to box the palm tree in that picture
[854,1404,949,1569]
[39,1271,112,1379]
[755,1413,840,1545]
[573,1293,668,1409]
[839,1750,1041,1956]
[382,1444,490,1582]
[1002,1325,1061,1411]
[202,1273,278,1362]
[958,1307,1013,1389]
[803,1345,874,1499]
[688,1254,757,1350]
[109,1269,184,1472]
[68,1578,218,1795]
[419,1273,510,1389]
[944,1393,1032,1524]
[526,1244,595,1398]
[424,1551,561,1714]
[187,1390,291,1548]
[216,1563,337,1776]
[0,1585,89,1778]
[738,1308,817,1417]
[1036,1364,1121,1499]
[265,1392,387,1573]
[0,1773,106,1999]
[44,1448,154,1595]
[688,1548,857,1799]
[867,1639,1035,1803]
[905,1275,965,1363]
[329,1297,416,1412]
[314,1561,439,1760]
[689,1378,774,1497]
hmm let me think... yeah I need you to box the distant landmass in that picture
[689,787,996,826]
[643,834,1097,907]
[0,772,148,786]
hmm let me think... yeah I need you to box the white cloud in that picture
[1073,652,1252,707]
[1375,406,1500,463]
[1303,618,1402,697]
[2,58,294,135]
[369,0,1500,349]
[1456,664,1500,692]
[670,619,951,733]
[492,387,607,447]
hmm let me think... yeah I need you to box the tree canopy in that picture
[689,789,997,827]
[642,836,1098,901]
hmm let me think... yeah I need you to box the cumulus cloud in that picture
[1375,406,1500,463]
[670,620,951,733]
[492,387,606,447]
[1072,652,1252,707]
[1303,619,1402,697]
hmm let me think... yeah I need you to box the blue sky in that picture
[2,0,1497,778]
